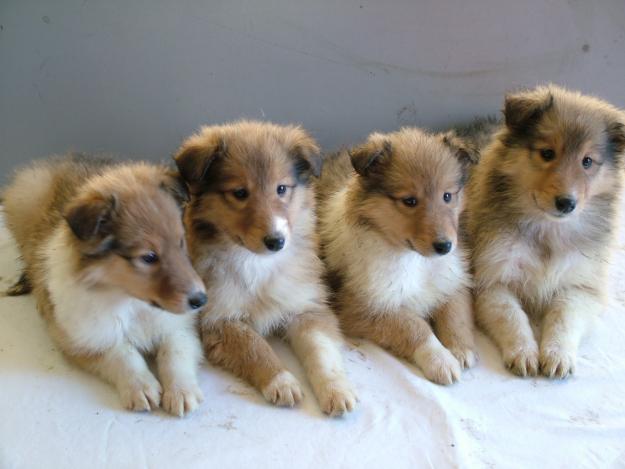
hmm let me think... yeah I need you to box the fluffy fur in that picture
[3,155,206,416]
[175,120,356,416]
[317,127,479,384]
[466,85,625,378]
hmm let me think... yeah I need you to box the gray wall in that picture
[2,0,625,182]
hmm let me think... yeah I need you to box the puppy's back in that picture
[3,154,112,263]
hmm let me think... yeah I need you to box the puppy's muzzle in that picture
[554,195,577,215]
[263,234,285,252]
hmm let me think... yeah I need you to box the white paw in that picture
[540,346,576,379]
[261,371,303,407]
[415,344,462,385]
[316,378,357,417]
[162,381,204,417]
[503,346,539,377]
[118,373,162,412]
[449,346,478,369]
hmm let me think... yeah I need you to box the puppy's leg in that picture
[157,329,204,417]
[432,287,477,369]
[342,307,461,385]
[71,342,162,412]
[475,284,539,376]
[286,310,357,417]
[202,320,302,407]
[539,287,602,379]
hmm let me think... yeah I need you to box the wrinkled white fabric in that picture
[0,208,624,469]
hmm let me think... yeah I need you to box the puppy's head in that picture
[175,120,321,254]
[349,128,478,257]
[64,164,206,314]
[502,84,625,221]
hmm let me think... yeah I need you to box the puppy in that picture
[3,154,207,416]
[466,85,625,378]
[317,127,479,385]
[174,120,357,416]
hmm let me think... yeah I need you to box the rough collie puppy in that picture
[3,155,207,416]
[317,128,479,385]
[174,120,356,416]
[466,85,625,378]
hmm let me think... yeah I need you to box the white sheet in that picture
[1,207,624,469]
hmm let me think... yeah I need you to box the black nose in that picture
[188,292,207,309]
[263,235,285,252]
[555,195,576,214]
[432,240,452,255]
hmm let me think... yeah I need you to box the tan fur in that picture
[175,120,356,416]
[466,84,625,378]
[317,127,479,384]
[3,155,206,415]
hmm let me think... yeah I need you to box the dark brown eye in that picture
[232,188,249,200]
[277,185,287,196]
[141,251,159,264]
[443,192,452,203]
[402,197,417,207]
[539,149,556,162]
[582,156,593,169]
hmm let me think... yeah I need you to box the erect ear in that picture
[504,88,554,134]
[349,138,392,177]
[160,170,189,207]
[174,128,227,192]
[441,132,480,185]
[606,119,625,157]
[64,193,117,243]
[286,127,322,183]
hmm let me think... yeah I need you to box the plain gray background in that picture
[1,0,625,183]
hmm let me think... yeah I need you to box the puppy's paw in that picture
[503,347,539,377]
[162,381,204,417]
[415,346,462,385]
[449,346,478,369]
[316,379,357,417]
[540,346,576,379]
[118,373,162,412]
[261,371,303,407]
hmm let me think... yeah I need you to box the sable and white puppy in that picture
[466,85,625,378]
[175,120,356,416]
[317,128,478,385]
[3,155,207,416]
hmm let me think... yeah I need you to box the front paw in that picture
[315,378,357,417]
[415,346,462,385]
[449,346,478,369]
[261,371,303,407]
[540,346,576,379]
[162,381,204,417]
[118,373,162,412]
[503,347,539,377]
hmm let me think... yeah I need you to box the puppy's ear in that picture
[504,89,554,134]
[441,132,480,185]
[606,119,625,157]
[287,127,322,183]
[160,170,189,207]
[174,129,227,192]
[64,194,117,250]
[349,139,392,177]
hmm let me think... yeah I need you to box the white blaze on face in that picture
[272,216,290,247]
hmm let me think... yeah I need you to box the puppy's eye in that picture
[402,197,417,207]
[582,155,593,169]
[539,149,556,162]
[277,185,287,196]
[140,251,159,264]
[232,188,249,200]
[443,192,452,203]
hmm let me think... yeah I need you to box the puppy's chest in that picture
[51,286,167,352]
[352,250,463,315]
